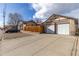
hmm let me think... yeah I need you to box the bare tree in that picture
[34,18,42,24]
[8,13,23,30]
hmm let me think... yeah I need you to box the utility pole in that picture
[2,4,6,41]
[3,4,6,31]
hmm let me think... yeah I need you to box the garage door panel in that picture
[57,24,69,35]
[46,25,55,34]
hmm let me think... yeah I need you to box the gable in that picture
[43,14,78,25]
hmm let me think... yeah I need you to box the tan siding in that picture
[22,25,44,33]
[69,19,76,35]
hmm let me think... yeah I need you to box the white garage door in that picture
[46,25,55,34]
[57,24,69,35]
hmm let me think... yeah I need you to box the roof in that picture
[49,14,78,20]
[23,20,37,24]
[43,14,78,24]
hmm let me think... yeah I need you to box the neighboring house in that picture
[43,14,78,35]
[23,20,37,26]
[22,20,44,33]
[22,20,37,30]
[5,25,18,30]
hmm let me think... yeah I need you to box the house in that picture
[22,20,37,31]
[22,20,44,33]
[23,20,37,26]
[43,14,78,35]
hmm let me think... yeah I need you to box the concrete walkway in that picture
[0,34,79,56]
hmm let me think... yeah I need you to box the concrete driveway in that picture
[0,33,79,56]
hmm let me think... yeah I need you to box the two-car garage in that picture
[44,14,77,35]
[45,24,69,35]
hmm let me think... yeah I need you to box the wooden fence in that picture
[23,26,44,33]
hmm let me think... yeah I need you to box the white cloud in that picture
[32,3,57,19]
[32,3,41,12]
[63,9,79,18]
[63,9,79,28]
[32,3,79,20]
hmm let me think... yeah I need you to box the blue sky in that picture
[0,3,36,27]
[6,3,36,20]
[0,3,79,27]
